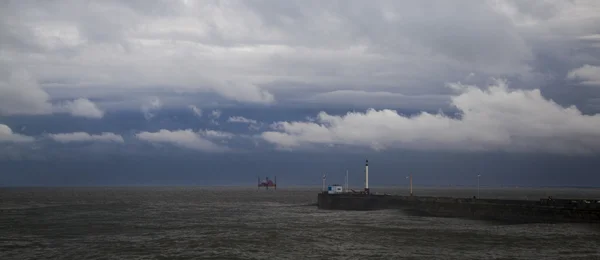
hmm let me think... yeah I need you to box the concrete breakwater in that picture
[317,193,600,224]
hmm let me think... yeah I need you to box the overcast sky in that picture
[1,0,600,186]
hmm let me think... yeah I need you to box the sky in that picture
[2,0,600,187]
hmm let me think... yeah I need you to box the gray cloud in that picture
[1,0,599,111]
[0,70,52,115]
[0,70,104,118]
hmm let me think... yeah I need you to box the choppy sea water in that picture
[1,186,599,260]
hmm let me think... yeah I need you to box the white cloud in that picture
[48,132,124,143]
[567,65,600,86]
[209,109,222,125]
[0,124,35,143]
[200,130,234,139]
[188,105,202,117]
[261,80,600,154]
[228,116,258,125]
[54,98,105,118]
[210,110,222,119]
[228,116,262,131]
[141,96,162,120]
[135,129,227,152]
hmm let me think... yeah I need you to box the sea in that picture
[1,186,599,260]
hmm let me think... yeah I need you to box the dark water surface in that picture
[1,187,600,259]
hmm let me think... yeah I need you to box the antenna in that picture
[322,173,326,192]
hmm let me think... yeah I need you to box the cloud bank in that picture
[262,80,600,154]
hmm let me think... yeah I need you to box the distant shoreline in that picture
[0,185,599,189]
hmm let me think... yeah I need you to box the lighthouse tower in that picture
[364,159,370,194]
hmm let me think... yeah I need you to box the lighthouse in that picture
[364,159,370,194]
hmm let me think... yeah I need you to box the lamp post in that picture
[345,170,349,192]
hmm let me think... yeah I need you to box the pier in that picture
[317,160,600,224]
[317,193,600,223]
